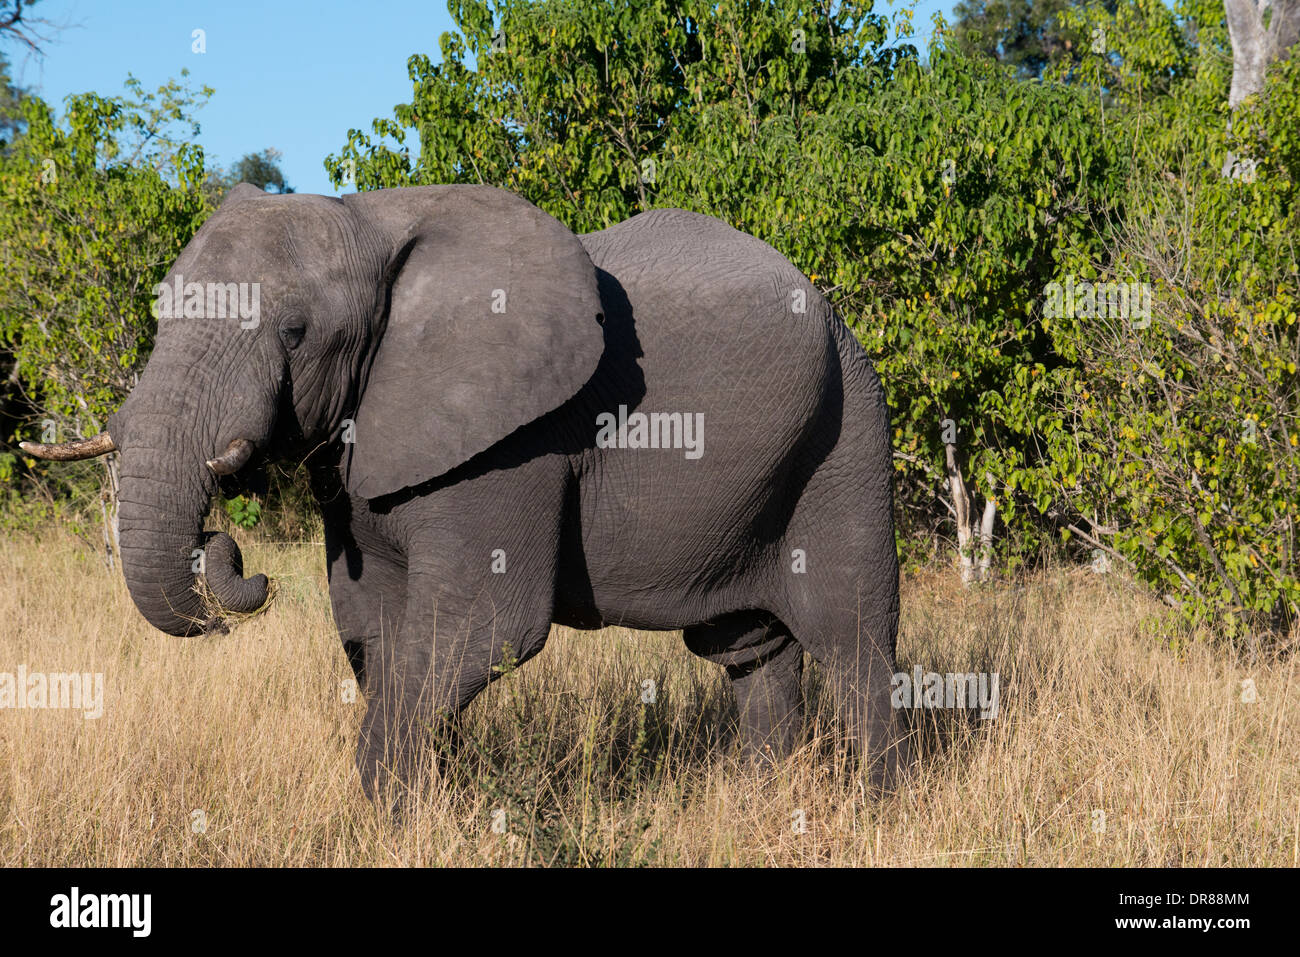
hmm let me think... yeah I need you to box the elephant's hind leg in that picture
[778,371,911,788]
[685,611,804,762]
[778,542,911,791]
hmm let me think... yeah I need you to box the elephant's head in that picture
[23,184,605,635]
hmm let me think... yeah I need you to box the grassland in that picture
[1,529,1295,866]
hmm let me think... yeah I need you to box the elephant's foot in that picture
[356,700,459,816]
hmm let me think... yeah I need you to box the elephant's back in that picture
[582,209,820,320]
[579,209,835,383]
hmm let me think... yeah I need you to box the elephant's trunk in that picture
[116,440,269,637]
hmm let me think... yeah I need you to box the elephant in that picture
[23,183,908,799]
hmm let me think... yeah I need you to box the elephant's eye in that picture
[279,319,307,351]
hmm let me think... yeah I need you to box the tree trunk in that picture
[1221,0,1300,176]
[100,452,120,570]
[945,443,997,586]
[1224,0,1300,109]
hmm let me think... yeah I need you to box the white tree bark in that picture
[945,443,997,586]
[1224,0,1300,109]
[101,453,120,571]
[977,474,997,581]
[1222,0,1300,176]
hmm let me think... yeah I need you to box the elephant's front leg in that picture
[324,544,407,697]
[354,458,570,804]
[355,615,447,803]
[356,573,556,804]
[314,462,408,697]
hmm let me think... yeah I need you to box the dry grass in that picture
[1,529,1296,866]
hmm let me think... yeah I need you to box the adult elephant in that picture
[24,184,908,799]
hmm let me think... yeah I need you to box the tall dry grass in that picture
[0,529,1295,866]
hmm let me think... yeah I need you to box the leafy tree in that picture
[950,0,1096,76]
[1035,0,1300,643]
[0,50,26,147]
[204,146,294,203]
[327,0,899,231]
[0,78,210,477]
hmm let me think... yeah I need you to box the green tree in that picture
[0,77,210,498]
[951,0,1090,76]
[0,50,26,147]
[1038,0,1300,643]
[327,0,897,231]
[204,146,294,203]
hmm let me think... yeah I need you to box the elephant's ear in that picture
[341,186,605,500]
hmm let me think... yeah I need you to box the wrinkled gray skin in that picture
[102,183,908,801]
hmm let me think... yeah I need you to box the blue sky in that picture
[9,0,955,195]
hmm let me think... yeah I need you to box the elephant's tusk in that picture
[205,438,256,475]
[19,431,117,461]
